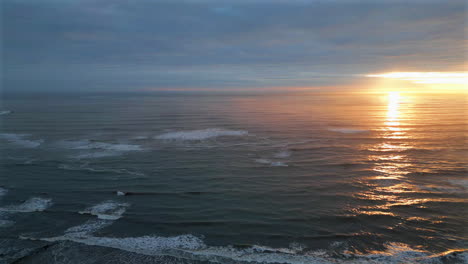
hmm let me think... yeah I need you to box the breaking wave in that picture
[155,128,248,141]
[328,128,369,134]
[0,197,52,213]
[78,201,129,220]
[0,133,43,148]
[0,187,7,198]
[255,159,288,167]
[0,110,11,116]
[60,139,142,159]
[273,150,292,158]
[58,163,146,178]
[22,231,467,264]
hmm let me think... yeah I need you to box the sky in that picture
[1,0,466,92]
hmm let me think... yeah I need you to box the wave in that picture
[113,191,213,196]
[328,128,369,134]
[60,139,142,159]
[0,110,11,116]
[132,135,149,140]
[0,197,52,213]
[78,201,129,220]
[155,128,248,141]
[0,187,7,198]
[0,219,14,228]
[58,164,146,178]
[21,230,467,264]
[0,133,43,148]
[448,179,468,189]
[273,150,292,158]
[61,139,142,151]
[63,219,113,237]
[255,159,288,167]
[417,184,466,194]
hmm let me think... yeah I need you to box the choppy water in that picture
[0,91,467,264]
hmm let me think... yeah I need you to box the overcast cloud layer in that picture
[2,0,466,92]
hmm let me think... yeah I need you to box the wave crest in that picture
[0,197,52,213]
[0,133,43,148]
[155,128,248,140]
[79,201,129,220]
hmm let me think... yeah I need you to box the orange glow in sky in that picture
[366,72,468,85]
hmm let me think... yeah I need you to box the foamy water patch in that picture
[60,139,142,159]
[0,110,11,116]
[61,139,142,151]
[0,197,52,213]
[155,128,248,141]
[328,128,369,134]
[0,219,14,228]
[58,164,146,178]
[0,187,7,198]
[255,159,288,167]
[0,133,43,148]
[79,201,129,220]
[448,179,468,190]
[63,220,113,237]
[21,233,464,264]
[274,150,292,158]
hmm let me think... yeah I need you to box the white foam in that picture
[62,139,142,152]
[418,184,466,194]
[155,128,248,141]
[133,136,149,140]
[448,179,468,189]
[116,191,126,196]
[274,150,292,158]
[0,110,11,116]
[0,218,14,228]
[255,159,288,167]
[21,231,467,264]
[60,139,142,159]
[0,187,7,198]
[0,133,43,148]
[0,197,52,213]
[58,164,146,178]
[79,201,129,220]
[328,128,369,134]
[64,220,112,237]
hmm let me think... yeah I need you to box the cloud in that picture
[2,0,466,91]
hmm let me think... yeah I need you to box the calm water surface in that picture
[0,92,467,263]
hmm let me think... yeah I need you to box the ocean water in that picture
[0,91,466,264]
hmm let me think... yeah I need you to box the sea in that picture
[0,91,466,263]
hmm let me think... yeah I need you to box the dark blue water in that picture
[0,92,467,263]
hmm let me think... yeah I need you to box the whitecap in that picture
[255,159,288,167]
[274,150,292,158]
[0,219,14,228]
[418,184,466,194]
[64,220,113,237]
[155,128,248,141]
[0,110,11,116]
[79,201,129,220]
[0,187,7,198]
[62,139,142,152]
[0,197,52,213]
[58,163,145,178]
[447,179,468,189]
[60,139,142,159]
[0,133,43,148]
[328,128,369,134]
[133,136,149,140]
[19,232,467,264]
